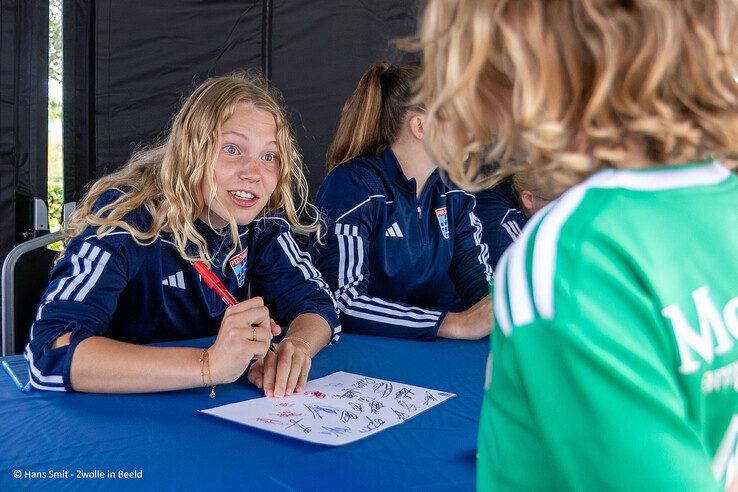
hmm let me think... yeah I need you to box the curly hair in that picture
[63,73,318,267]
[416,0,738,192]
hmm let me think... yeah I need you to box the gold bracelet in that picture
[199,349,216,398]
[283,336,313,356]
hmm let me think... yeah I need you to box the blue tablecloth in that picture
[0,334,488,491]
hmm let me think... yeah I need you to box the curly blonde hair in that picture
[416,0,738,192]
[63,73,318,267]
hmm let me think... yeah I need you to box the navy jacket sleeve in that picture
[446,190,494,307]
[250,217,341,343]
[474,185,527,268]
[311,167,448,339]
[25,193,150,391]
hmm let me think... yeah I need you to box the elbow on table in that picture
[25,333,71,392]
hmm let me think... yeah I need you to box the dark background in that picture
[64,0,421,205]
[0,0,422,254]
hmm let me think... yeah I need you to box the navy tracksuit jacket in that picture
[26,190,340,391]
[473,182,528,268]
[311,148,493,339]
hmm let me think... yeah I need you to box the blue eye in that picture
[263,153,277,163]
[223,144,239,156]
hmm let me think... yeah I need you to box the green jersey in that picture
[478,161,738,491]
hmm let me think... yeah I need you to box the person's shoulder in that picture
[441,187,480,219]
[71,188,159,254]
[90,188,155,232]
[316,158,391,219]
[475,181,518,207]
[250,212,312,260]
[493,165,677,332]
[252,212,292,237]
[319,157,388,198]
[90,188,124,212]
[443,187,477,204]
[474,183,521,224]
[492,164,737,359]
[492,180,609,332]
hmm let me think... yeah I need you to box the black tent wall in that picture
[63,0,420,203]
[0,1,14,252]
[62,0,94,207]
[270,0,420,195]
[0,0,49,253]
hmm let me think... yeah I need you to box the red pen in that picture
[193,260,277,353]
[193,260,238,306]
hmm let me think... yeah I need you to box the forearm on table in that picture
[69,336,205,393]
[283,313,331,357]
[438,295,493,339]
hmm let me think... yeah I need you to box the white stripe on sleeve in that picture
[24,346,63,385]
[74,251,112,302]
[46,242,91,301]
[277,235,311,279]
[334,222,441,326]
[59,246,100,300]
[277,233,337,310]
[470,211,493,282]
[494,249,513,336]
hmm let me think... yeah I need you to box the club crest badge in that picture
[435,207,450,239]
[229,248,249,287]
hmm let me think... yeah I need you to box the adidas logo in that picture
[385,222,404,237]
[162,271,186,290]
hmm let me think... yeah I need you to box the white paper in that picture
[200,371,455,445]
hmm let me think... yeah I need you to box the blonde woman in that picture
[26,74,340,398]
[418,0,738,489]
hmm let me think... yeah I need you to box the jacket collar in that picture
[379,147,440,194]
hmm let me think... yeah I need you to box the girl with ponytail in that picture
[311,61,493,340]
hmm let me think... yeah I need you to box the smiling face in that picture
[200,103,280,227]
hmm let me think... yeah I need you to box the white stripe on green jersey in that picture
[480,160,738,491]
[497,160,731,329]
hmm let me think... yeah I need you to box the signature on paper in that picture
[352,377,375,389]
[358,416,385,434]
[276,411,302,418]
[287,418,312,434]
[395,387,414,399]
[321,426,352,437]
[337,389,359,399]
[399,400,417,413]
[340,410,358,423]
[304,404,338,420]
[373,381,393,398]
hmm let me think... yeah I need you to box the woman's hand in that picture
[248,336,312,397]
[208,297,280,385]
[248,313,330,397]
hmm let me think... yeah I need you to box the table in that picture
[0,334,489,491]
